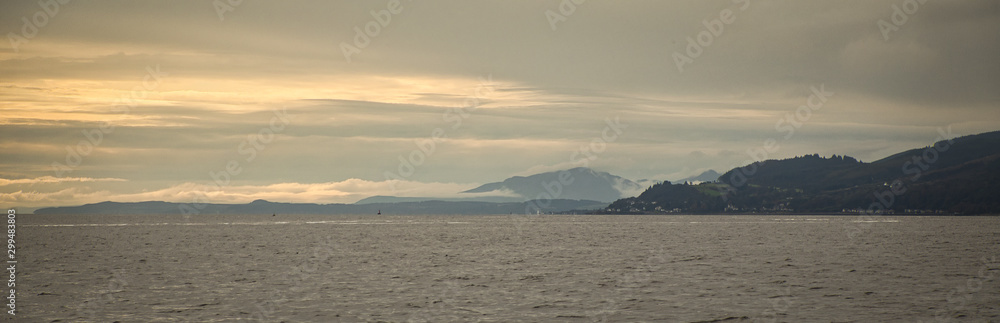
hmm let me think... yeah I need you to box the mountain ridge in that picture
[34,198,608,215]
[462,167,641,203]
[31,131,1000,215]
[607,130,1000,215]
[678,169,721,183]
[354,195,523,204]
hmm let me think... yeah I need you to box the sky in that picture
[1,1,999,212]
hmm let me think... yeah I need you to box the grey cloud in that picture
[2,1,999,209]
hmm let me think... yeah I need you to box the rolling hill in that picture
[606,130,1000,215]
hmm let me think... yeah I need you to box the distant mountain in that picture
[462,167,642,202]
[35,199,608,215]
[606,130,1000,215]
[354,195,522,204]
[678,170,721,183]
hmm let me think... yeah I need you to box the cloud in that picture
[1,1,999,210]
[0,178,519,209]
[0,176,126,186]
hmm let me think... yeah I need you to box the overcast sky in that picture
[2,1,998,211]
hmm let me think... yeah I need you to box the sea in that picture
[14,214,1000,322]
